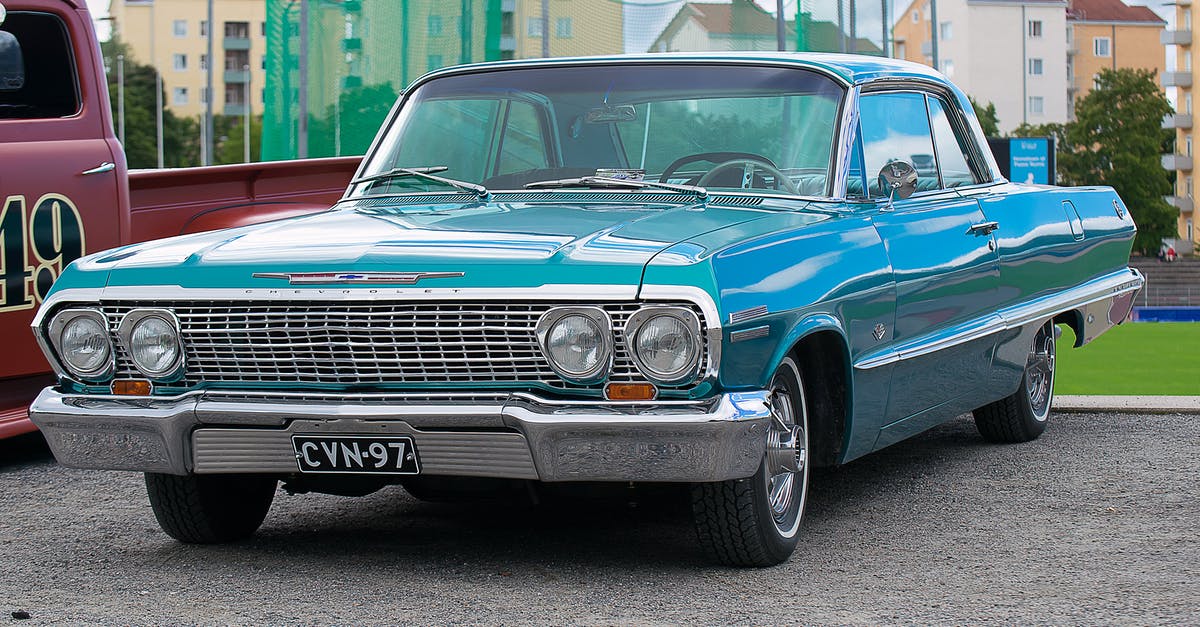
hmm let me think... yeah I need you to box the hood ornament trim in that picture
[252,271,465,285]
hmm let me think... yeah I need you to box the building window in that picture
[526,17,543,38]
[1187,219,1193,241]
[261,56,267,70]
[200,20,208,37]
[1187,94,1193,114]
[1187,176,1193,197]
[172,53,187,71]
[428,14,443,37]
[172,87,188,105]
[200,87,208,104]
[225,22,249,39]
[1093,74,1102,90]
[941,59,954,78]
[912,9,919,23]
[260,21,266,37]
[199,54,208,71]
[1187,11,1193,29]
[896,42,906,59]
[1187,136,1193,156]
[1028,20,1042,38]
[427,54,443,71]
[1028,96,1044,115]
[555,17,572,38]
[1028,58,1043,75]
[1094,37,1111,57]
[939,21,951,41]
[172,19,187,37]
[1066,26,1072,44]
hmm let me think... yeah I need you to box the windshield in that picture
[352,63,845,198]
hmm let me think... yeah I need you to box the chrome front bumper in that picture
[29,389,772,483]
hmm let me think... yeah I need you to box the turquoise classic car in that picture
[29,53,1142,567]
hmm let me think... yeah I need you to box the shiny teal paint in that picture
[39,55,1142,468]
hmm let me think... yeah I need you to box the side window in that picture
[927,97,981,188]
[0,12,80,119]
[497,100,550,175]
[859,92,937,198]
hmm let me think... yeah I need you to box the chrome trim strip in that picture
[831,85,861,200]
[251,271,466,285]
[729,305,768,325]
[730,325,770,343]
[853,268,1144,370]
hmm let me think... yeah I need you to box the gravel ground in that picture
[1,412,1197,625]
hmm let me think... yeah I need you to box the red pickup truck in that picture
[0,0,359,438]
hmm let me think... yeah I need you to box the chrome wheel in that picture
[1025,323,1056,421]
[763,360,808,539]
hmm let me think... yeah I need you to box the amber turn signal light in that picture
[111,379,152,396]
[604,383,657,401]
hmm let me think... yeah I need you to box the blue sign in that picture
[1010,138,1050,185]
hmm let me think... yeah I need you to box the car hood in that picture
[85,199,800,290]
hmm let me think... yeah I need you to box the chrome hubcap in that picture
[764,371,807,535]
[1026,325,1056,421]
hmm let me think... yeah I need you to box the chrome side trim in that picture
[854,268,1144,370]
[831,85,861,200]
[729,305,768,325]
[730,325,770,343]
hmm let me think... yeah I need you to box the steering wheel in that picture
[697,158,800,195]
[659,151,778,184]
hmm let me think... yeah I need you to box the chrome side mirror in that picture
[878,160,917,201]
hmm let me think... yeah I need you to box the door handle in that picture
[968,221,999,236]
[81,162,115,176]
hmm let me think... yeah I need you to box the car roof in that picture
[419,52,947,88]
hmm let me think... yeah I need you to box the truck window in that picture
[0,11,79,119]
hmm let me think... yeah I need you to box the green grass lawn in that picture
[1055,322,1200,395]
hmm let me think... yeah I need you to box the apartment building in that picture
[894,0,1071,133]
[108,0,267,118]
[1066,0,1164,116]
[1165,0,1198,252]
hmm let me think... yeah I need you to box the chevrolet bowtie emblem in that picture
[252,271,465,285]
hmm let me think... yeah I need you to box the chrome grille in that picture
[99,300,705,390]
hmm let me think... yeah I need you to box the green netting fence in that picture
[262,0,892,161]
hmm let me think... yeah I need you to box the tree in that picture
[1060,68,1176,255]
[214,114,263,165]
[969,96,1000,138]
[99,38,201,168]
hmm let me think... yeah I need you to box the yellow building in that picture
[108,0,267,118]
[508,0,623,59]
[1166,0,1198,253]
[1067,0,1165,114]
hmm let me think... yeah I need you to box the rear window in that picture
[0,11,80,119]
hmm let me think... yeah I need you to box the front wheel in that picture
[145,473,277,543]
[691,356,809,567]
[973,321,1056,443]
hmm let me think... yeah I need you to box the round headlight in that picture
[128,315,181,377]
[626,308,703,385]
[537,308,613,383]
[60,316,112,377]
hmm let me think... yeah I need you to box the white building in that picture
[894,0,1070,133]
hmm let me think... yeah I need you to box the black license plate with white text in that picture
[292,435,420,474]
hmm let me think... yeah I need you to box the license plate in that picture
[292,435,420,475]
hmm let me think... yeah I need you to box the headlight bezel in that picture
[535,306,614,385]
[624,306,704,386]
[46,308,115,382]
[117,308,186,381]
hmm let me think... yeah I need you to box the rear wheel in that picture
[692,356,809,567]
[145,473,276,543]
[973,321,1056,443]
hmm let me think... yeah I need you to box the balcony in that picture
[223,103,248,116]
[223,36,251,51]
[501,0,515,11]
[1166,196,1194,213]
[223,69,250,84]
[1162,30,1192,46]
[1164,113,1193,129]
[1163,153,1194,170]
[1162,71,1193,87]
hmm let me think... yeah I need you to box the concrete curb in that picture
[1054,395,1200,414]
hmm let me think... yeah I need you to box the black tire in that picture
[973,321,1057,443]
[145,473,277,544]
[692,356,809,567]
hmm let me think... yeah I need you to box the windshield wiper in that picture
[352,166,490,199]
[524,176,707,200]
